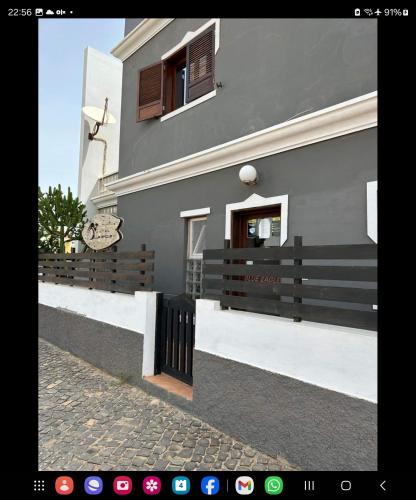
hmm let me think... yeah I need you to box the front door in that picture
[232,205,282,249]
[231,206,282,295]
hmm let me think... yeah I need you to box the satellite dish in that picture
[82,106,116,124]
[82,98,116,141]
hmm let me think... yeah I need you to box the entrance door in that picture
[232,205,282,249]
[231,206,282,296]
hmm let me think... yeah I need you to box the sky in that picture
[39,19,124,194]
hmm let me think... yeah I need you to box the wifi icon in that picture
[364,8,373,15]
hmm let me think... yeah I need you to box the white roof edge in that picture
[111,18,175,61]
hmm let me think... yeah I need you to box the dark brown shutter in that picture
[186,27,215,103]
[136,61,164,122]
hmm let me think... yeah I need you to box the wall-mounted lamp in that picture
[239,165,258,185]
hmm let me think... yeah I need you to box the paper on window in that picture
[258,218,271,239]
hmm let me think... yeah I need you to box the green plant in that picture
[38,185,87,253]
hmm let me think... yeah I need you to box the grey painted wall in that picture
[39,304,144,386]
[192,350,376,471]
[117,128,377,295]
[119,18,377,177]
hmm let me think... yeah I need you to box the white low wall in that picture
[38,282,159,377]
[195,299,377,403]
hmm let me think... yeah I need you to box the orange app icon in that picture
[55,476,74,495]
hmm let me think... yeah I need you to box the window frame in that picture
[367,180,377,243]
[163,47,187,114]
[137,19,219,122]
[187,216,207,260]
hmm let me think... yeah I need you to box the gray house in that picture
[49,18,377,471]
[108,18,377,298]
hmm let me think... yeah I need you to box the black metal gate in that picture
[155,294,195,385]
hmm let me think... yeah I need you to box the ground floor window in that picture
[188,216,207,259]
[186,216,207,298]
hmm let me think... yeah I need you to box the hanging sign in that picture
[82,214,123,251]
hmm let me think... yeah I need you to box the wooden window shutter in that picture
[186,27,215,103]
[137,61,164,122]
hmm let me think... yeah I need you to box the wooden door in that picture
[231,206,282,296]
[232,206,282,249]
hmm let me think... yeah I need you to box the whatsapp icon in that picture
[265,476,283,495]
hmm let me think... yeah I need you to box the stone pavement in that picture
[39,339,297,471]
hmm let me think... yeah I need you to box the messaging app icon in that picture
[265,476,283,495]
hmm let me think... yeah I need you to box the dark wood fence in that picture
[202,237,377,331]
[38,246,154,294]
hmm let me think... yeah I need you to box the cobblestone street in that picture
[39,339,296,471]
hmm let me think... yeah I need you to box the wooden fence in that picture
[202,237,377,331]
[38,246,154,294]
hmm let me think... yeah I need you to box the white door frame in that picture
[225,193,288,245]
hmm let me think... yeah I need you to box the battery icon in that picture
[403,9,408,15]
[355,8,361,16]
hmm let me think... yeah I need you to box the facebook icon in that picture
[201,476,220,495]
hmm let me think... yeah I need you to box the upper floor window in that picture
[136,26,215,121]
[164,47,187,113]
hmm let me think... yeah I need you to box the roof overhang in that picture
[111,18,175,61]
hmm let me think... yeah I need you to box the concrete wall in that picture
[196,299,377,402]
[38,283,159,376]
[119,18,377,176]
[117,128,377,294]
[39,302,377,470]
[39,304,144,387]
[191,350,377,471]
[78,47,122,216]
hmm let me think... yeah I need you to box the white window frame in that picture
[188,216,207,259]
[161,19,220,61]
[367,181,377,243]
[160,19,220,122]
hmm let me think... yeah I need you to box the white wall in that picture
[78,47,122,216]
[38,283,159,377]
[195,299,377,403]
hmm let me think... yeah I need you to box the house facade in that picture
[107,18,377,298]
[48,18,378,471]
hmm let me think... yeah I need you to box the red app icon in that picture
[55,476,74,495]
[143,476,161,495]
[113,476,132,495]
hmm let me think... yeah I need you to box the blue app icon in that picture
[84,476,103,495]
[172,476,191,495]
[201,476,220,495]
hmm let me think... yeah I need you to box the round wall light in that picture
[239,165,258,185]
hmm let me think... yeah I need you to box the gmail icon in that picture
[235,476,254,495]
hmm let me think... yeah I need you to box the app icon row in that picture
[52,475,283,495]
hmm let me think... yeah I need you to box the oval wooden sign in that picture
[82,214,123,251]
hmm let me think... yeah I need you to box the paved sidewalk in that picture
[39,339,297,471]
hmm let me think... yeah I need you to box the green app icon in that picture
[265,476,283,495]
